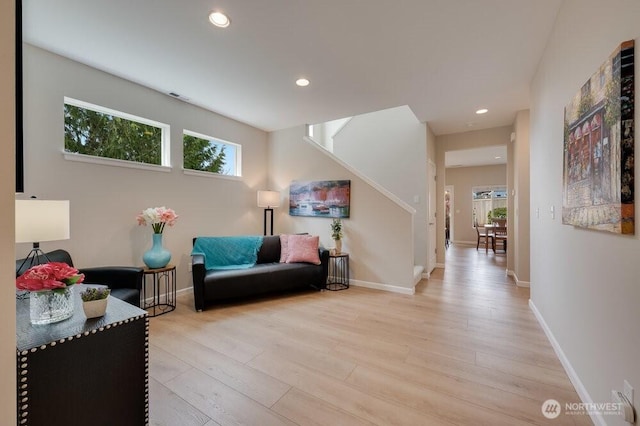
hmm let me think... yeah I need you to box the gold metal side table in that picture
[142,264,176,316]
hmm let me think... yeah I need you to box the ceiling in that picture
[445,145,507,168]
[22,0,562,135]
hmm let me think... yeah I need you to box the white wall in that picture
[512,110,530,285]
[332,106,428,269]
[269,126,415,293]
[314,117,351,152]
[530,1,640,424]
[18,45,269,294]
[0,0,17,422]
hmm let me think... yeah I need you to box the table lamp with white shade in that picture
[16,199,70,274]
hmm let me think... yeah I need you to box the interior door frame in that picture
[427,160,437,274]
[445,185,454,242]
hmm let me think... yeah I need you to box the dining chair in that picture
[493,223,507,252]
[474,220,493,252]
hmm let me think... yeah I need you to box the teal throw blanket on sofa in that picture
[192,236,263,270]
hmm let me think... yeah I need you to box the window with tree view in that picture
[64,98,169,166]
[183,130,240,176]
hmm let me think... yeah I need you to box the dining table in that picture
[482,223,496,252]
[483,223,507,252]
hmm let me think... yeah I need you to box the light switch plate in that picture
[624,380,634,405]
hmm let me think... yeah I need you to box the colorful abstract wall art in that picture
[289,180,350,218]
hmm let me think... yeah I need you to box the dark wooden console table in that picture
[16,286,148,425]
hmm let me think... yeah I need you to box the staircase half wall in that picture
[268,125,416,294]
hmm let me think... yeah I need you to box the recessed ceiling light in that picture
[296,78,310,87]
[476,108,489,115]
[495,156,502,159]
[209,11,230,28]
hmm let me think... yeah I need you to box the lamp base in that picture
[17,246,51,277]
[16,246,52,300]
[263,208,274,236]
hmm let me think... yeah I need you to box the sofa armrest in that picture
[78,266,143,291]
[318,248,330,288]
[191,254,206,312]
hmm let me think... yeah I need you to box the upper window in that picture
[64,97,170,167]
[183,130,241,177]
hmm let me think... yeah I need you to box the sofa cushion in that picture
[286,234,321,265]
[257,235,281,264]
[203,262,323,301]
[279,234,289,263]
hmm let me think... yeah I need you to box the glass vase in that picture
[30,287,75,325]
[143,233,171,269]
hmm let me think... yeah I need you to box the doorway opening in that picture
[444,185,453,248]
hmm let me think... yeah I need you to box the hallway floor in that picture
[148,243,591,425]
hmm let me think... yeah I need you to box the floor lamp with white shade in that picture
[257,191,280,236]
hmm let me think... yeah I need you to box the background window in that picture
[183,130,241,176]
[472,186,507,226]
[64,97,169,166]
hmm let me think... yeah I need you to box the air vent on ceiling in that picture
[168,92,190,102]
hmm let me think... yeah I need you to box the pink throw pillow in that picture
[286,235,321,265]
[279,234,290,263]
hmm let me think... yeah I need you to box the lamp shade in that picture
[257,190,280,208]
[15,200,70,243]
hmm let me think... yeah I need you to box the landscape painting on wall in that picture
[289,180,350,218]
[562,40,635,234]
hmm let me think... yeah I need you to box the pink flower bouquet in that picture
[136,206,179,234]
[16,262,85,292]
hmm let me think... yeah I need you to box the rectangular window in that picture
[472,186,507,226]
[183,130,241,177]
[64,97,170,168]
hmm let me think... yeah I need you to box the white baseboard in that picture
[529,300,604,426]
[452,240,476,246]
[177,287,191,296]
[413,265,425,285]
[421,272,430,279]
[350,279,415,295]
[143,286,191,305]
[435,262,445,269]
[163,283,417,301]
[507,270,530,287]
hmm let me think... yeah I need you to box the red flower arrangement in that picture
[16,262,85,292]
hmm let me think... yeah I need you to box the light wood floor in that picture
[148,244,592,425]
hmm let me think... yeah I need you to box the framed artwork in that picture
[562,40,635,234]
[16,0,24,193]
[289,180,350,218]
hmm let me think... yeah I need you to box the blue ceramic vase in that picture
[143,233,171,269]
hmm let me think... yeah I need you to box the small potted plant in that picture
[80,287,111,319]
[330,218,343,254]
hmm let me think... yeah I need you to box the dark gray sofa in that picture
[192,235,329,311]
